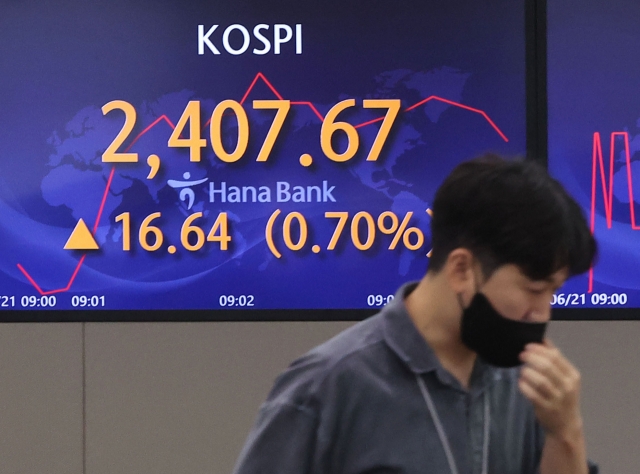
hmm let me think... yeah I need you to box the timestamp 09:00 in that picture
[17,295,57,308]
[552,293,628,306]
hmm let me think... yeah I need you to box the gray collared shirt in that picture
[233,283,598,474]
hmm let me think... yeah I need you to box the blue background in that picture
[0,0,526,313]
[548,0,640,310]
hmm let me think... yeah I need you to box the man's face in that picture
[479,264,568,323]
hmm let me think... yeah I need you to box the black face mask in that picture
[460,292,547,368]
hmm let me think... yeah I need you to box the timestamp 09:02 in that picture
[552,293,628,306]
[218,295,255,307]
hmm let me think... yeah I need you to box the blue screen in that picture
[0,0,526,315]
[548,0,640,312]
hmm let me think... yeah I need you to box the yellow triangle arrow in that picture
[64,218,99,250]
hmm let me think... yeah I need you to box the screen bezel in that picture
[4,0,615,322]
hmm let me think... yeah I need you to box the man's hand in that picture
[519,339,588,474]
[518,339,583,436]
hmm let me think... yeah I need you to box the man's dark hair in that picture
[428,154,597,280]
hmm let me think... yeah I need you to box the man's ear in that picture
[443,248,475,295]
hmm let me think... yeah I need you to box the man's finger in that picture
[523,342,574,377]
[518,377,553,409]
[520,366,561,401]
[520,350,566,389]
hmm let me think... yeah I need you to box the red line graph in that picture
[17,72,509,295]
[588,131,633,292]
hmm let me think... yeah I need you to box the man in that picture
[233,156,598,474]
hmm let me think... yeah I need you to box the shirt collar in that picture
[381,281,497,394]
[381,281,442,375]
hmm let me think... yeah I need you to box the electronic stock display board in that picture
[0,0,526,320]
[548,0,640,317]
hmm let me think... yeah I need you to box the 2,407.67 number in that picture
[101,98,400,165]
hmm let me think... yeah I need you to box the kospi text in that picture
[198,24,303,55]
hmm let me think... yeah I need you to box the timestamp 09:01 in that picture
[552,293,628,306]
[71,295,106,307]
